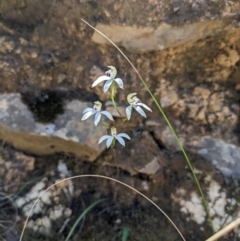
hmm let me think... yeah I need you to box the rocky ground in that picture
[0,0,240,240]
[0,139,240,240]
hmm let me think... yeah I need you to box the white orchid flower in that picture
[81,101,114,126]
[126,93,152,120]
[92,66,124,93]
[98,127,131,148]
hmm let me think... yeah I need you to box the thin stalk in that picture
[81,18,215,233]
[220,196,240,229]
[111,82,123,119]
[65,199,106,241]
[122,227,130,241]
[100,120,110,129]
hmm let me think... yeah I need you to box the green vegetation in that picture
[65,198,106,241]
[81,18,215,234]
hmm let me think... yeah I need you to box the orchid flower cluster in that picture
[81,66,152,148]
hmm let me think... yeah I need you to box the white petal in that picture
[94,112,101,126]
[117,133,131,140]
[81,111,95,120]
[106,136,114,148]
[101,111,114,121]
[136,103,152,112]
[83,108,94,114]
[126,105,132,120]
[115,136,126,146]
[134,106,146,118]
[114,78,124,89]
[92,75,111,88]
[103,79,113,93]
[98,135,111,144]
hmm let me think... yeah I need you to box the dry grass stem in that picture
[206,218,240,241]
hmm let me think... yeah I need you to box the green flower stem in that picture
[100,120,110,129]
[111,83,124,120]
[139,75,215,233]
[115,118,127,126]
[111,138,116,148]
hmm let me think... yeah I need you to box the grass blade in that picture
[65,198,106,241]
[122,227,130,241]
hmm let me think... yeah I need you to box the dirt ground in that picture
[1,140,238,241]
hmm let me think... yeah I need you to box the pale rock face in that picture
[197,137,240,178]
[0,93,106,161]
[160,90,178,108]
[92,20,236,54]
[215,49,239,67]
[172,189,206,225]
[172,176,239,230]
[16,165,74,234]
[0,37,15,53]
[193,87,210,100]
[138,157,160,175]
[27,217,52,234]
[11,159,76,235]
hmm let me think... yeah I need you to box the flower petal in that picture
[126,105,132,120]
[114,78,124,89]
[107,66,117,79]
[98,135,111,144]
[134,106,146,118]
[83,108,94,114]
[101,111,114,121]
[106,136,114,148]
[136,103,152,112]
[81,111,95,121]
[92,75,111,88]
[117,133,131,140]
[94,112,101,126]
[115,136,126,146]
[103,79,113,93]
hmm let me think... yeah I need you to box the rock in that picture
[106,131,164,175]
[16,168,74,217]
[0,93,107,161]
[171,176,239,230]
[0,37,15,53]
[197,137,240,178]
[172,189,206,225]
[138,157,160,175]
[236,84,240,91]
[160,89,178,108]
[193,87,211,99]
[153,126,184,151]
[0,0,238,178]
[92,20,235,53]
[105,105,126,118]
[215,49,239,67]
[0,151,35,192]
[158,79,179,108]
